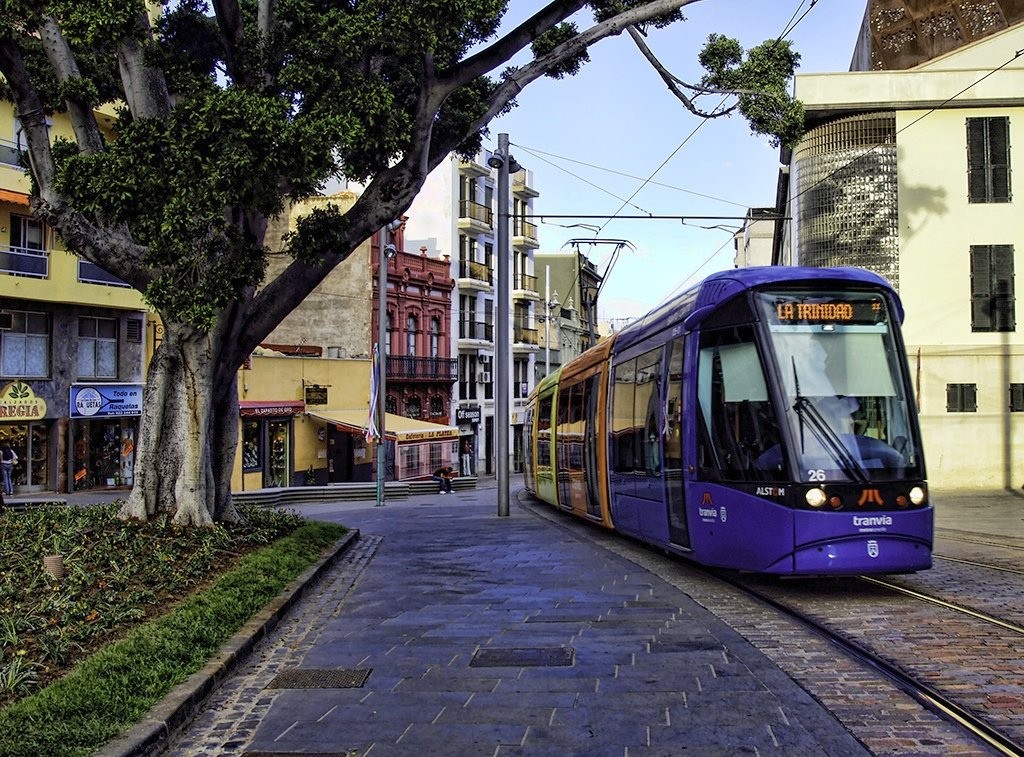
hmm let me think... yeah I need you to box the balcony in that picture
[513,217,539,250]
[512,272,539,301]
[459,319,493,345]
[512,168,540,199]
[0,245,48,278]
[513,324,540,353]
[457,200,493,234]
[457,259,493,292]
[458,154,492,178]
[386,355,457,382]
[79,259,130,287]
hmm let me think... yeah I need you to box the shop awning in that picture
[306,408,459,442]
[0,189,30,206]
[239,400,305,417]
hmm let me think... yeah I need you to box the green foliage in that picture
[0,502,335,713]
[592,0,685,29]
[532,23,589,80]
[698,33,804,148]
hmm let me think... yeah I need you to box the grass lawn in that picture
[0,502,347,757]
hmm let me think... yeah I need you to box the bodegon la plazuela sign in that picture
[0,381,47,418]
[70,384,144,418]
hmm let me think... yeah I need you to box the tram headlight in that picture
[805,487,827,508]
[909,486,926,506]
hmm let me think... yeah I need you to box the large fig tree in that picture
[0,0,801,525]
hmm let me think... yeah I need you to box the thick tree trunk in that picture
[119,321,241,525]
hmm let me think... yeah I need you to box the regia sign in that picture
[70,384,144,418]
[456,406,481,424]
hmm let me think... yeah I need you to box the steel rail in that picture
[716,571,1024,757]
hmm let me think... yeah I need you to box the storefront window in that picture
[72,418,138,489]
[268,419,289,487]
[242,419,261,471]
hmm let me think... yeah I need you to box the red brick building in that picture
[371,224,457,428]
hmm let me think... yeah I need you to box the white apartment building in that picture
[403,150,542,475]
[776,14,1024,488]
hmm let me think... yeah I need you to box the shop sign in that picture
[239,400,304,417]
[402,429,459,441]
[0,381,47,419]
[456,406,481,424]
[70,384,143,418]
[305,385,328,405]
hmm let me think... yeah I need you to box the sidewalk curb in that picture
[96,529,362,757]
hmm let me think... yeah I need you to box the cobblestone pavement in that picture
[165,491,867,756]
[168,534,384,755]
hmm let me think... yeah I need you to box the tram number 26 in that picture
[807,469,826,482]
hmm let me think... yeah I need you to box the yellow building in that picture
[777,17,1024,487]
[0,104,148,494]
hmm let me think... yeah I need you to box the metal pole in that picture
[544,265,550,375]
[495,133,511,517]
[375,227,388,507]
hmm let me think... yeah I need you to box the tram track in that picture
[720,570,1024,756]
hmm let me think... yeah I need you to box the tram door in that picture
[664,337,690,547]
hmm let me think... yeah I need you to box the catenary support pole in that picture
[495,133,511,517]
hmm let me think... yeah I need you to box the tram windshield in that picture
[753,289,922,483]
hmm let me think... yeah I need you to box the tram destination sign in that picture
[769,296,885,325]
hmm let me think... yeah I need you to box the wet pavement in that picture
[21,481,1024,755]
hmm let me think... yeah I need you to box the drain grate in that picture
[266,668,371,689]
[469,647,575,668]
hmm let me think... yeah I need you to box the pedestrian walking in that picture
[1,443,17,496]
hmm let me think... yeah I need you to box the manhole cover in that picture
[469,647,575,668]
[266,668,371,689]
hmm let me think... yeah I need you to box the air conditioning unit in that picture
[478,371,492,383]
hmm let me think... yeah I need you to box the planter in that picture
[43,554,65,580]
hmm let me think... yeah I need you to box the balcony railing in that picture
[0,245,48,278]
[459,319,493,342]
[513,325,539,345]
[386,355,457,381]
[458,200,493,227]
[513,218,538,240]
[513,272,537,293]
[79,259,130,287]
[458,259,493,284]
[0,139,24,168]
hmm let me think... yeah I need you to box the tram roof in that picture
[612,266,900,354]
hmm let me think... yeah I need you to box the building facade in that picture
[533,249,604,381]
[403,150,542,475]
[776,19,1024,488]
[0,104,148,495]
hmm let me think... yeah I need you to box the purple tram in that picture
[523,266,932,575]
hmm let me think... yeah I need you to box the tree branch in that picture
[627,25,738,119]
[441,0,699,144]
[38,15,105,155]
[116,11,172,119]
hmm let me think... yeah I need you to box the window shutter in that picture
[946,384,959,412]
[965,384,978,412]
[992,245,1015,331]
[970,245,993,330]
[1011,384,1024,412]
[989,117,1011,201]
[967,119,988,202]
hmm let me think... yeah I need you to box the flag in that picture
[365,343,380,443]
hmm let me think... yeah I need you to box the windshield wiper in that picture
[791,358,869,484]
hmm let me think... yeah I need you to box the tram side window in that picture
[636,348,662,477]
[697,327,784,482]
[610,359,637,474]
[537,395,553,466]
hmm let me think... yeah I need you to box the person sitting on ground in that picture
[432,465,455,494]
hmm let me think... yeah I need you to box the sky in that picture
[486,0,870,323]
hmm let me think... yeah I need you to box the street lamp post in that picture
[375,223,400,508]
[487,133,519,518]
